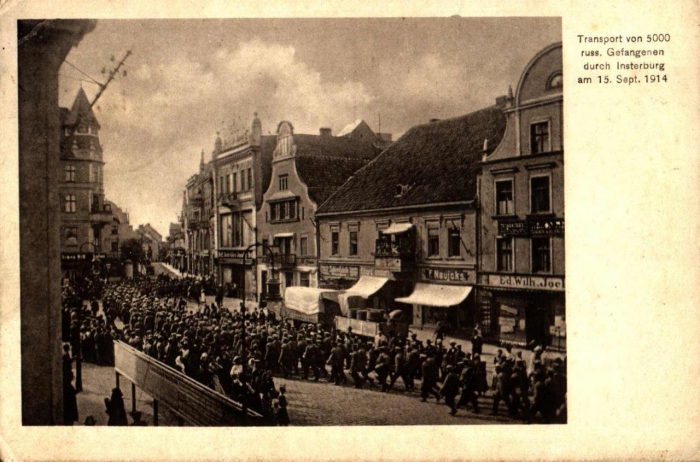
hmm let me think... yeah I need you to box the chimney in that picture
[319,127,332,137]
[495,95,507,106]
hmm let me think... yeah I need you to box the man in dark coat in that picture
[457,361,480,413]
[420,355,441,402]
[440,365,461,415]
[327,342,346,385]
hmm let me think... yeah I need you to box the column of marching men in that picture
[62,273,566,425]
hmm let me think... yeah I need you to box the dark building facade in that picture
[58,88,113,280]
[477,42,565,350]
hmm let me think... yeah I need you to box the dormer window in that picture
[394,184,411,197]
[77,125,89,134]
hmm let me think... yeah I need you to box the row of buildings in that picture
[59,88,162,279]
[172,42,564,349]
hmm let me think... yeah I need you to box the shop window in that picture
[530,175,551,214]
[495,179,514,215]
[532,237,551,273]
[300,237,308,256]
[64,194,77,213]
[349,231,358,256]
[278,174,288,191]
[300,272,310,287]
[496,237,513,271]
[65,228,78,246]
[65,165,76,182]
[530,121,550,154]
[331,231,339,256]
[447,228,461,257]
[427,227,440,257]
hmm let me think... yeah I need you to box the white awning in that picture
[395,283,473,307]
[284,287,339,315]
[382,222,414,235]
[274,232,294,239]
[345,276,389,298]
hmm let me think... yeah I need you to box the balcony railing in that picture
[374,239,416,272]
[264,253,296,267]
[218,191,239,207]
[89,204,112,224]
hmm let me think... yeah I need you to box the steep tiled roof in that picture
[292,135,380,207]
[316,105,507,214]
[65,87,100,128]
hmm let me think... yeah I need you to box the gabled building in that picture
[102,200,139,257]
[183,152,215,276]
[477,42,564,349]
[59,87,113,280]
[256,122,383,299]
[210,114,276,299]
[315,106,507,332]
[136,223,163,263]
[167,221,186,271]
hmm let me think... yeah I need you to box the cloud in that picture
[61,39,375,236]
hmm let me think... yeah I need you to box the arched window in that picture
[547,72,563,89]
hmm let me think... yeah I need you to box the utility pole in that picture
[65,49,132,140]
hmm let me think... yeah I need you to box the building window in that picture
[299,272,310,287]
[248,168,253,190]
[270,200,297,222]
[65,165,76,182]
[300,236,308,256]
[65,228,78,246]
[232,213,242,247]
[96,165,101,184]
[220,214,232,247]
[495,179,514,215]
[530,121,550,154]
[427,227,440,257]
[232,172,237,193]
[496,237,513,272]
[241,170,246,191]
[111,241,119,252]
[90,126,98,135]
[278,174,288,191]
[284,271,294,288]
[219,176,224,195]
[331,231,339,256]
[64,194,76,213]
[532,237,551,273]
[447,228,461,257]
[530,176,551,214]
[89,165,94,183]
[77,125,88,134]
[349,231,358,256]
[111,225,118,235]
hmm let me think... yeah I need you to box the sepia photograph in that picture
[17,17,565,428]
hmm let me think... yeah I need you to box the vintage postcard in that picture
[1,1,698,461]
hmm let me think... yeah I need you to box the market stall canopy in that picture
[338,276,389,315]
[395,283,473,307]
[382,222,414,235]
[284,286,339,315]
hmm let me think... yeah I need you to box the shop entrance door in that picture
[526,306,548,347]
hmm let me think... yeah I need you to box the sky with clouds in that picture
[59,18,561,237]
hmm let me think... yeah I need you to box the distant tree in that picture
[120,238,144,263]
